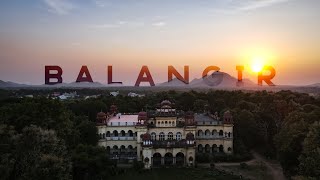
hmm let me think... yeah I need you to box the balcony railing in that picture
[107,122,137,126]
[101,136,137,141]
[196,135,233,140]
[142,139,195,148]
[109,154,137,160]
[196,121,223,126]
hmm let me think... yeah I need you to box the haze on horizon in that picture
[0,0,320,86]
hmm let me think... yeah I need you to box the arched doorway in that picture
[198,144,203,152]
[205,144,211,153]
[188,156,194,166]
[106,146,110,154]
[164,153,173,165]
[152,153,162,167]
[219,145,224,152]
[176,152,184,166]
[212,144,218,153]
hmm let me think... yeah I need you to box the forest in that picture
[0,89,319,179]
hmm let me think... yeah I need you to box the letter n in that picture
[168,66,189,84]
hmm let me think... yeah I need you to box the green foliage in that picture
[72,144,114,180]
[76,119,98,146]
[275,108,320,178]
[0,125,71,180]
[234,110,259,148]
[298,122,320,178]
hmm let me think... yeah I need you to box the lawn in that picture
[219,162,273,180]
[112,168,243,180]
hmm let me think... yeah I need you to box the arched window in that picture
[228,132,231,137]
[168,132,173,140]
[205,129,210,136]
[219,145,224,152]
[103,133,105,139]
[113,145,118,150]
[176,132,182,140]
[228,147,232,152]
[121,130,126,137]
[113,130,118,137]
[212,129,217,136]
[128,130,133,137]
[219,130,223,136]
[120,145,126,153]
[106,131,110,137]
[159,132,165,141]
[151,132,156,140]
[198,130,203,136]
[212,144,218,153]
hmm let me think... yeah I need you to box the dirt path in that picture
[251,151,286,180]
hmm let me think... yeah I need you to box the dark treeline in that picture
[0,89,320,179]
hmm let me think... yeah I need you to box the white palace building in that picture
[96,100,233,168]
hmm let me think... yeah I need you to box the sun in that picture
[250,57,265,73]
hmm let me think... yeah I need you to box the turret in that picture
[185,111,195,125]
[96,111,108,124]
[110,104,118,116]
[223,110,233,124]
[138,111,148,124]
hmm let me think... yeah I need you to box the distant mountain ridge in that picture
[0,80,28,87]
[0,77,319,90]
[308,83,320,87]
[158,71,256,87]
[0,80,126,88]
[43,81,107,88]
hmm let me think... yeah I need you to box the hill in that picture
[158,71,256,88]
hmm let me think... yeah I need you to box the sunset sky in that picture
[0,0,320,85]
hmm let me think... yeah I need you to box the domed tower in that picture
[96,112,107,124]
[110,104,118,116]
[161,100,172,106]
[223,110,233,124]
[157,100,176,115]
[185,111,195,125]
[138,111,148,124]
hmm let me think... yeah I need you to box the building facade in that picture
[96,100,233,168]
